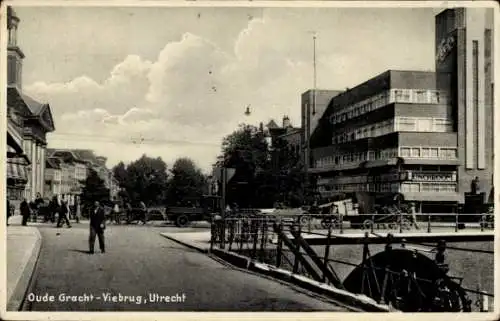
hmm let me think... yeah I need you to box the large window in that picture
[399,146,457,159]
[329,89,449,125]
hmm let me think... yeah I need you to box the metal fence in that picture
[210,213,494,312]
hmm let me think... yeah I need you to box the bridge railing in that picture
[209,214,494,312]
[214,211,494,235]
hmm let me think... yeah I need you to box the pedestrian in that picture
[7,199,11,226]
[49,196,59,223]
[125,202,132,224]
[471,176,480,194]
[89,201,106,254]
[20,198,31,226]
[113,202,120,224]
[408,202,420,230]
[75,198,81,224]
[57,200,72,228]
[139,201,147,224]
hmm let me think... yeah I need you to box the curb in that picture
[159,233,209,254]
[7,228,43,311]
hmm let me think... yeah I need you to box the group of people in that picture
[8,193,81,228]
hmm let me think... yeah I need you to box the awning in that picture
[7,161,28,182]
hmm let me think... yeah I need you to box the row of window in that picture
[399,146,457,159]
[317,171,457,187]
[315,148,399,168]
[315,146,458,169]
[400,183,458,193]
[319,182,458,194]
[332,116,453,144]
[329,89,449,125]
[319,182,401,193]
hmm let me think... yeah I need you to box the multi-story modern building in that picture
[7,7,55,201]
[435,8,494,202]
[301,90,342,172]
[307,8,494,213]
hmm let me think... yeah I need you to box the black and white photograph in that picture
[2,0,498,319]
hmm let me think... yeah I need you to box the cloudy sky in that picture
[14,4,442,173]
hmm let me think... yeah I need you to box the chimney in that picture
[282,115,291,128]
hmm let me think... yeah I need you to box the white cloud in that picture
[24,8,435,173]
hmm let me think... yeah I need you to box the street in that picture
[26,223,352,311]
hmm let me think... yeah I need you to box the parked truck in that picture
[166,195,221,227]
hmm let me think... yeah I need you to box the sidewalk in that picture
[6,215,42,311]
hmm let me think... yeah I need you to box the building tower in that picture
[7,6,56,200]
[7,7,24,90]
[435,8,494,201]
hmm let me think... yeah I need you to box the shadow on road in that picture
[68,249,92,255]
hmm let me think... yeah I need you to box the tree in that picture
[271,136,305,207]
[112,155,169,206]
[112,161,128,187]
[166,157,206,206]
[218,123,272,208]
[81,168,110,207]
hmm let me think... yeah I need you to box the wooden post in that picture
[427,213,431,233]
[371,213,375,233]
[322,222,333,283]
[455,211,458,232]
[276,223,283,268]
[292,225,301,274]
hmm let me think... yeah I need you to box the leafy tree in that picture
[112,155,169,206]
[81,168,110,207]
[218,123,272,208]
[112,161,128,187]
[166,157,206,206]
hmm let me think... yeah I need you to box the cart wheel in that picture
[176,215,189,227]
[321,218,332,229]
[300,215,310,225]
[363,219,374,230]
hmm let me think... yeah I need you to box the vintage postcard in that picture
[1,0,498,320]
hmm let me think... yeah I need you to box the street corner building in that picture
[303,7,494,214]
[6,7,55,209]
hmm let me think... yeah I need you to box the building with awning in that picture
[7,6,56,201]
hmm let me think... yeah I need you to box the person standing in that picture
[89,201,106,254]
[471,176,480,194]
[49,196,59,223]
[57,200,72,228]
[20,199,31,226]
[74,197,81,224]
[7,199,11,226]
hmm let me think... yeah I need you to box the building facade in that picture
[44,158,62,198]
[307,8,494,213]
[435,8,494,202]
[7,7,55,202]
[309,70,459,213]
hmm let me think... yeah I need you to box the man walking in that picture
[89,201,106,254]
[20,198,31,226]
[57,200,72,228]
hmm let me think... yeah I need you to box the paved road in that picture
[26,223,353,312]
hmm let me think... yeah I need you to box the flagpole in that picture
[312,32,317,115]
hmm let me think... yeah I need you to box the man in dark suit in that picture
[20,199,31,226]
[89,201,106,254]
